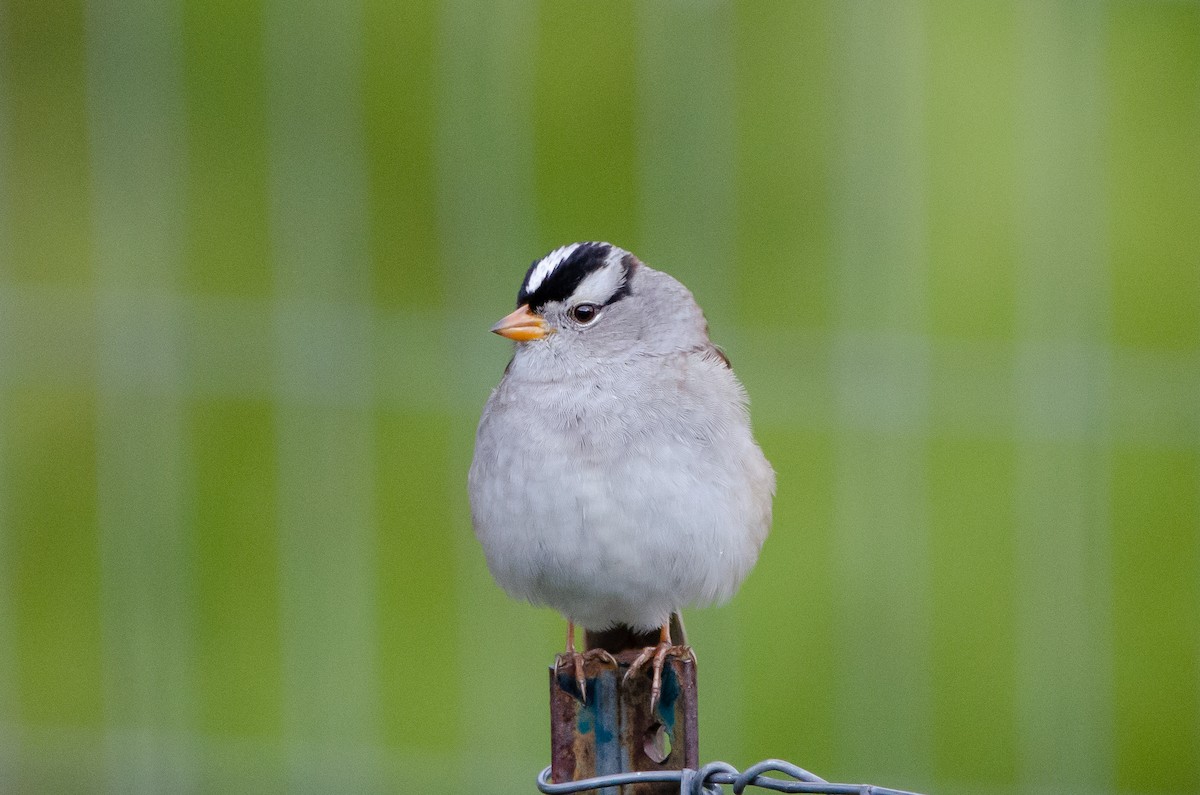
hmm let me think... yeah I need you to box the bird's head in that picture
[490,242,708,366]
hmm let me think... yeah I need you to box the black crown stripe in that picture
[518,242,625,310]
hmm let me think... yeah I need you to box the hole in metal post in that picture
[643,722,672,763]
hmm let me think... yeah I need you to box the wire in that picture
[536,757,926,794]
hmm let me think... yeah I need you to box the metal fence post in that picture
[550,650,699,795]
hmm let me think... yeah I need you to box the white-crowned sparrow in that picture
[468,242,774,706]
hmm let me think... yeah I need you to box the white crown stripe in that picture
[571,256,626,305]
[523,243,581,296]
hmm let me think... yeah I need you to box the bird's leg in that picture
[567,622,586,698]
[623,622,694,713]
[555,622,617,703]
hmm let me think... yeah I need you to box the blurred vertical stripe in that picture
[263,1,381,790]
[830,3,931,787]
[1014,2,1112,791]
[4,0,104,790]
[179,0,284,785]
[925,3,1021,790]
[1108,3,1200,793]
[86,0,196,791]
[732,2,838,775]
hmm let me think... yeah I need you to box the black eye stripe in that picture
[603,268,632,306]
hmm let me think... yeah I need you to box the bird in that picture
[468,242,774,708]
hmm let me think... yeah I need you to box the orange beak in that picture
[490,304,549,341]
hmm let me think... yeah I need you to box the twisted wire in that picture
[536,758,925,794]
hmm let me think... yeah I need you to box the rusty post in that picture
[550,650,698,795]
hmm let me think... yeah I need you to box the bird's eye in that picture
[570,303,600,324]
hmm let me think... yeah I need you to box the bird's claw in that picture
[623,643,693,713]
[556,648,618,703]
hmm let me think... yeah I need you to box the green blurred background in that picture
[1,1,1198,792]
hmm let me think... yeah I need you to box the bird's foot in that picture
[623,642,695,713]
[555,648,618,703]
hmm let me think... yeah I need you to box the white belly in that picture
[468,362,773,631]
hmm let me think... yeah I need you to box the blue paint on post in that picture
[656,665,680,732]
[589,670,620,789]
